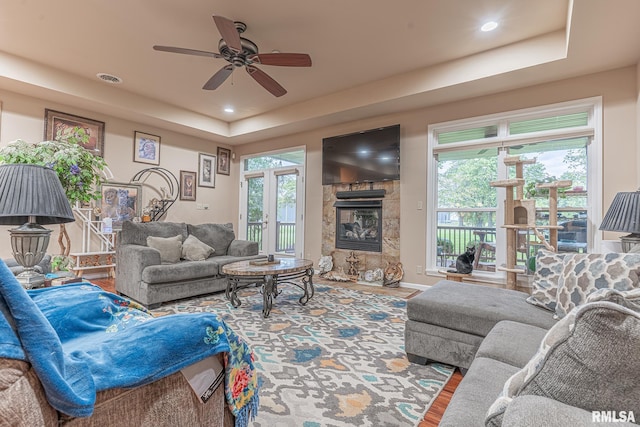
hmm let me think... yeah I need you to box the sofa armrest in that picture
[503,395,637,427]
[227,240,259,257]
[115,245,161,302]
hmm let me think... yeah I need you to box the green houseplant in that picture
[0,133,109,262]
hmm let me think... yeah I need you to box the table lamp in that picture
[0,164,75,288]
[599,190,640,252]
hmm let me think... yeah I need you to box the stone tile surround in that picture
[322,181,400,275]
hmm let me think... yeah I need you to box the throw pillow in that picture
[486,295,640,426]
[181,235,215,261]
[187,223,235,256]
[555,252,640,318]
[526,249,566,312]
[146,235,183,264]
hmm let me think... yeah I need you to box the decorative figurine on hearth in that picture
[346,251,360,277]
[318,255,334,276]
[383,262,404,288]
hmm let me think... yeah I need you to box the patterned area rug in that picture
[152,283,453,426]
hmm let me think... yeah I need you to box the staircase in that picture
[69,207,116,277]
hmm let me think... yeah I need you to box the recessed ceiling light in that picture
[481,21,499,32]
[96,73,123,84]
[224,107,234,113]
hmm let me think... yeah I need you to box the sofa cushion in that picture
[146,235,183,264]
[407,281,556,338]
[526,249,565,312]
[475,321,548,368]
[439,357,519,427]
[555,252,640,318]
[182,235,215,261]
[485,289,640,426]
[141,259,221,284]
[187,223,235,256]
[119,221,188,246]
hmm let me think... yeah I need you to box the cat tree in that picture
[490,156,571,289]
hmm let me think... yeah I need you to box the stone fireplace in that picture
[322,181,400,275]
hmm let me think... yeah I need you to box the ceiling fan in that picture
[153,15,312,97]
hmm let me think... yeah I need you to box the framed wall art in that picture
[198,153,216,188]
[180,170,197,201]
[217,147,231,175]
[44,109,105,157]
[133,131,161,165]
[99,182,142,230]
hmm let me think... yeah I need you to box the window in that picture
[427,98,602,276]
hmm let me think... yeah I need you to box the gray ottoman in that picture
[405,280,556,369]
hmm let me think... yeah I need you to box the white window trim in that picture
[425,97,603,277]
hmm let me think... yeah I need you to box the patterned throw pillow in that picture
[486,291,640,426]
[554,252,640,318]
[526,250,566,312]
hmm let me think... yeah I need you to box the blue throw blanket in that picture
[0,260,258,426]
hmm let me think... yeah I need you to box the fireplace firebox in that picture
[334,200,382,252]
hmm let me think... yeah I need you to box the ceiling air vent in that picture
[96,73,123,84]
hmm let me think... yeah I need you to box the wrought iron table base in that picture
[225,268,314,318]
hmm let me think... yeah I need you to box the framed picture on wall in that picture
[133,131,161,165]
[180,170,197,201]
[217,147,231,175]
[198,153,216,188]
[44,109,105,157]
[99,182,142,230]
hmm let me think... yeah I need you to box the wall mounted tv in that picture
[322,124,400,185]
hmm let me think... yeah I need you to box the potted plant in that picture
[0,131,109,260]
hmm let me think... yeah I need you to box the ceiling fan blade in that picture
[246,65,287,97]
[213,15,242,53]
[203,65,234,90]
[249,53,312,67]
[153,45,222,59]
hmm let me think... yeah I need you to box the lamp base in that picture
[620,234,640,253]
[15,269,45,289]
[9,222,51,289]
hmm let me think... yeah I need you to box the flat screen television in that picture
[322,124,400,185]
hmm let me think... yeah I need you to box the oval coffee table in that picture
[222,257,314,318]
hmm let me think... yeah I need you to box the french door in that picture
[239,149,305,258]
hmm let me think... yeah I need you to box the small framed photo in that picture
[133,131,161,165]
[99,182,142,230]
[198,153,216,188]
[180,170,197,201]
[217,147,231,175]
[44,109,105,157]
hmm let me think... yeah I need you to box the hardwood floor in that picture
[91,277,460,424]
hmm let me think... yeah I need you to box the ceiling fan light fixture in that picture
[480,21,499,32]
[96,73,123,84]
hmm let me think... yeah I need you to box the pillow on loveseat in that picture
[554,252,640,318]
[147,235,183,264]
[187,223,235,256]
[526,249,566,312]
[181,235,215,261]
[486,289,640,426]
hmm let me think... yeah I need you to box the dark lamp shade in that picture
[599,191,640,234]
[0,164,75,225]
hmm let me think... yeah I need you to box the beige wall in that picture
[1,66,637,284]
[235,65,639,286]
[0,89,235,261]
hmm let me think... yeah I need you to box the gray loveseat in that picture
[116,221,265,308]
[406,251,640,426]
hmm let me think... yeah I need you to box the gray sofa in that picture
[116,221,265,308]
[406,279,640,426]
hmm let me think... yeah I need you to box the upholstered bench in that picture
[404,280,557,369]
